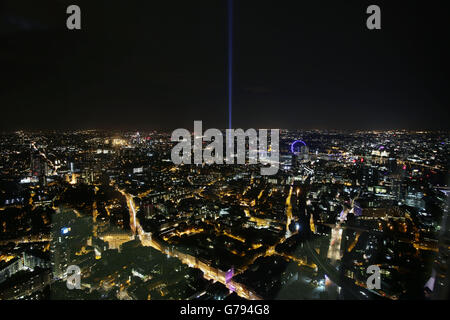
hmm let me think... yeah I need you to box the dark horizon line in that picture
[4,127,450,134]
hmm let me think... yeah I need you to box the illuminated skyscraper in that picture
[428,189,450,299]
[30,151,48,186]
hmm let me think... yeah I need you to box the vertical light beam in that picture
[228,0,233,131]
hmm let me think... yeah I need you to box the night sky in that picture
[1,0,448,131]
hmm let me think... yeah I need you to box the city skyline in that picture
[1,129,449,300]
[0,0,449,305]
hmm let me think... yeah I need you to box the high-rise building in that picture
[429,189,450,299]
[30,150,48,186]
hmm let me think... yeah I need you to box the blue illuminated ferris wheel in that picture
[290,140,307,154]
